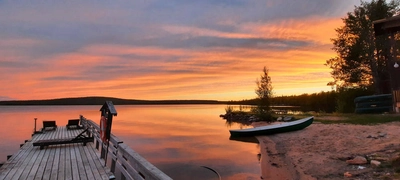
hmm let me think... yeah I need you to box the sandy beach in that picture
[254,118,400,180]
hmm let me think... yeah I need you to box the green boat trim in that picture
[229,116,314,137]
[354,94,392,103]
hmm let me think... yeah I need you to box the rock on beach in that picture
[346,156,368,165]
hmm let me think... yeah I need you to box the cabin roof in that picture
[373,15,400,36]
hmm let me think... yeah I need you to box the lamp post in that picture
[34,118,37,134]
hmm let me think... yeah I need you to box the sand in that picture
[253,119,400,180]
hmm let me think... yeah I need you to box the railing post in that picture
[111,157,116,173]
[34,118,37,133]
[101,143,106,159]
[96,140,99,150]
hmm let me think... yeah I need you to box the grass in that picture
[224,105,400,125]
[313,113,400,125]
[272,112,400,125]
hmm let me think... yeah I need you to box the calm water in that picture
[0,105,263,180]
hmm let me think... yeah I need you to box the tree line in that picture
[227,91,338,113]
[228,88,375,113]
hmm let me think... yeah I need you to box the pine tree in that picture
[254,66,273,121]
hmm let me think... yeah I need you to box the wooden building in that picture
[374,15,400,112]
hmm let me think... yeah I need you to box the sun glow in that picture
[0,1,351,101]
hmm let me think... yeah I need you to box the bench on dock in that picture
[33,128,93,150]
[41,120,57,131]
[66,119,82,130]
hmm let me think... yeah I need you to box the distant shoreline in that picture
[0,96,249,106]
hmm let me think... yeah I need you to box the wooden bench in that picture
[41,121,57,131]
[33,128,93,150]
[66,119,82,130]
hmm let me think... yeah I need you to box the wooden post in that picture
[34,118,37,133]
[389,32,400,112]
[111,159,116,173]
[101,143,106,159]
[389,32,396,112]
[373,16,400,113]
[96,140,99,150]
[99,101,117,167]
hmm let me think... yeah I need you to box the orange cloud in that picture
[1,15,343,101]
[243,16,343,44]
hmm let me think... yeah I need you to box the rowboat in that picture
[229,116,313,137]
[354,94,392,114]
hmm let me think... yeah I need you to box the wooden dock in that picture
[0,115,172,180]
[0,126,112,180]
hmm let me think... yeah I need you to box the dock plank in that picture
[69,144,80,180]
[74,144,88,180]
[42,147,56,179]
[78,144,95,180]
[18,146,40,179]
[9,142,37,179]
[34,148,51,180]
[66,129,77,180]
[58,144,66,180]
[57,126,67,180]
[26,145,46,179]
[83,143,109,180]
[51,144,61,179]
[65,145,72,180]
[87,143,110,179]
[0,126,111,180]
[0,142,30,179]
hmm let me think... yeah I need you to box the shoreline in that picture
[254,121,400,179]
[256,136,305,179]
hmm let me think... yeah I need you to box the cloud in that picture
[0,0,363,100]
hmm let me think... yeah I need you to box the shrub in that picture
[336,87,374,113]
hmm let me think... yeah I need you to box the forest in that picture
[228,89,372,113]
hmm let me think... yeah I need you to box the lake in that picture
[0,105,264,180]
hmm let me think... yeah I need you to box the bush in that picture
[251,106,274,122]
[225,106,234,114]
[336,87,374,113]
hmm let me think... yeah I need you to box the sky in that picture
[0,0,365,101]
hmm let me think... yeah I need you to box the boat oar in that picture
[201,166,221,180]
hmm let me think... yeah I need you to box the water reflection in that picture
[223,105,306,116]
[114,105,262,179]
[229,136,259,144]
[222,112,253,129]
[225,120,252,129]
[0,105,263,180]
[229,135,296,180]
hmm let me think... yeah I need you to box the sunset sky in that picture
[0,1,365,101]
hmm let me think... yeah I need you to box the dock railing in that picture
[80,115,172,180]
